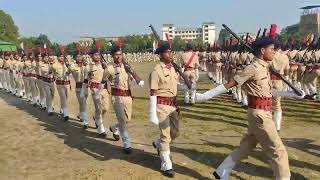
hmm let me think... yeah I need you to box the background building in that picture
[162,22,216,45]
[299,5,320,37]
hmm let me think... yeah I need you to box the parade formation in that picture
[0,21,319,179]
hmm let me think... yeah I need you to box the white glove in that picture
[283,76,290,91]
[149,96,159,125]
[195,84,227,102]
[272,89,305,99]
[195,69,199,81]
[181,67,185,73]
[138,80,145,87]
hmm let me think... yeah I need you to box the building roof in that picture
[300,5,320,10]
[0,40,15,45]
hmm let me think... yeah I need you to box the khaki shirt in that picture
[150,62,178,97]
[40,62,52,78]
[102,62,130,90]
[3,59,12,69]
[233,57,272,98]
[87,62,104,83]
[12,60,19,71]
[51,62,69,81]
[182,51,199,68]
[69,62,87,82]
[0,58,3,68]
[35,61,42,75]
[270,51,289,75]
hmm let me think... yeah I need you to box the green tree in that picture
[0,10,19,43]
[279,24,301,44]
[218,28,230,45]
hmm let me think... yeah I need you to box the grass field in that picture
[0,61,319,180]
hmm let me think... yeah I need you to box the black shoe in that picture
[123,147,132,154]
[109,127,120,141]
[42,107,47,111]
[152,141,160,156]
[213,171,220,179]
[48,112,53,116]
[83,124,89,129]
[162,169,175,178]
[64,116,69,122]
[97,132,107,138]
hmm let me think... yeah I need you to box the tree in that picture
[35,34,52,47]
[0,10,19,43]
[171,36,185,51]
[218,28,230,45]
[278,24,301,44]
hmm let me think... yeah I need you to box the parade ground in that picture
[0,62,319,180]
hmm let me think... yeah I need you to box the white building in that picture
[162,22,216,45]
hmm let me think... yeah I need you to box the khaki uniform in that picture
[224,58,290,179]
[103,62,132,148]
[51,61,70,118]
[35,60,46,107]
[68,62,89,124]
[150,62,179,171]
[181,51,199,104]
[27,60,39,104]
[87,62,107,134]
[270,51,289,131]
[0,58,4,89]
[4,59,13,92]
[41,61,55,113]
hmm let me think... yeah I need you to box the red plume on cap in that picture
[165,33,171,45]
[76,42,81,53]
[249,36,253,44]
[59,45,65,55]
[269,24,277,39]
[290,37,295,45]
[96,39,101,51]
[38,47,42,54]
[118,37,123,49]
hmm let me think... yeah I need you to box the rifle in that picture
[262,28,268,37]
[256,28,261,39]
[222,24,303,96]
[148,24,192,89]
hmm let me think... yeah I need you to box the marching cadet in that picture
[50,49,70,121]
[181,44,199,104]
[0,53,4,89]
[27,54,39,105]
[11,53,19,96]
[102,45,144,154]
[149,42,180,178]
[2,52,11,92]
[270,42,289,132]
[84,47,107,137]
[68,50,89,127]
[41,53,55,115]
[196,37,304,180]
[21,54,31,99]
[35,53,46,108]
[8,53,15,94]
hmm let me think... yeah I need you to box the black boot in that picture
[162,169,175,178]
[213,171,220,179]
[123,147,132,154]
[109,127,120,141]
[97,132,107,138]
[64,116,69,122]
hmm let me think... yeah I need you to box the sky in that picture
[0,0,319,44]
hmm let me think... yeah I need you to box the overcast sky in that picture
[1,0,319,43]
